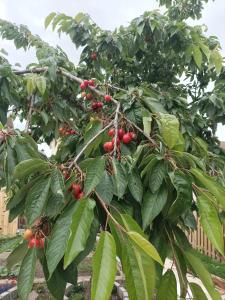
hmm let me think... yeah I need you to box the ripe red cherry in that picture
[118,128,125,140]
[37,238,45,249]
[83,80,89,87]
[80,83,86,90]
[92,102,98,110]
[70,129,77,135]
[91,52,97,60]
[63,170,70,180]
[88,79,95,86]
[59,127,65,135]
[122,133,132,144]
[86,93,93,100]
[28,237,41,249]
[108,129,115,137]
[104,95,111,102]
[72,183,81,196]
[112,137,120,146]
[97,102,103,108]
[76,192,84,200]
[129,132,136,140]
[103,141,114,152]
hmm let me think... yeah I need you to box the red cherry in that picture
[70,129,77,135]
[59,127,65,135]
[97,102,103,108]
[129,132,136,140]
[112,137,120,146]
[76,192,84,200]
[83,80,89,87]
[103,141,114,152]
[63,170,70,180]
[81,92,86,98]
[80,83,86,90]
[104,95,111,102]
[72,183,81,196]
[88,79,95,86]
[91,52,97,60]
[122,133,132,144]
[37,238,45,249]
[86,93,93,100]
[28,237,40,249]
[65,130,71,136]
[108,129,115,137]
[92,102,98,110]
[118,128,125,140]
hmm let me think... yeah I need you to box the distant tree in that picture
[0,0,224,299]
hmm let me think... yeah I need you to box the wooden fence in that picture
[0,190,18,236]
[187,216,224,262]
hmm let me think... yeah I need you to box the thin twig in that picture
[25,94,35,133]
[95,191,126,233]
[68,120,114,168]
[113,102,121,157]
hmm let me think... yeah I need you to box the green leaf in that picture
[210,50,223,74]
[121,239,155,300]
[0,236,22,253]
[96,171,114,204]
[91,232,117,300]
[51,168,65,202]
[142,186,167,230]
[156,270,177,300]
[25,177,51,225]
[84,157,105,195]
[26,76,36,95]
[193,45,202,69]
[190,168,225,208]
[128,169,143,203]
[190,283,208,300]
[112,159,127,198]
[167,171,192,221]
[7,241,28,270]
[18,248,37,300]
[45,12,56,28]
[13,158,49,180]
[158,113,184,150]
[184,250,221,300]
[36,76,46,95]
[142,108,152,136]
[197,194,224,255]
[149,160,165,193]
[74,217,100,265]
[42,257,67,300]
[127,231,163,265]
[64,198,95,268]
[46,203,77,278]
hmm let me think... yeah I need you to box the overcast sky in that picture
[0,0,225,140]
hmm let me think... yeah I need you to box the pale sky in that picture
[0,0,225,141]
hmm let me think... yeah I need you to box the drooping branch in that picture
[13,67,156,145]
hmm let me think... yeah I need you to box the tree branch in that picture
[25,94,35,133]
[68,120,114,169]
[13,67,156,145]
[113,102,121,157]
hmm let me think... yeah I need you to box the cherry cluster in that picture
[103,128,136,152]
[58,127,77,136]
[68,182,84,200]
[80,79,112,111]
[23,229,45,249]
